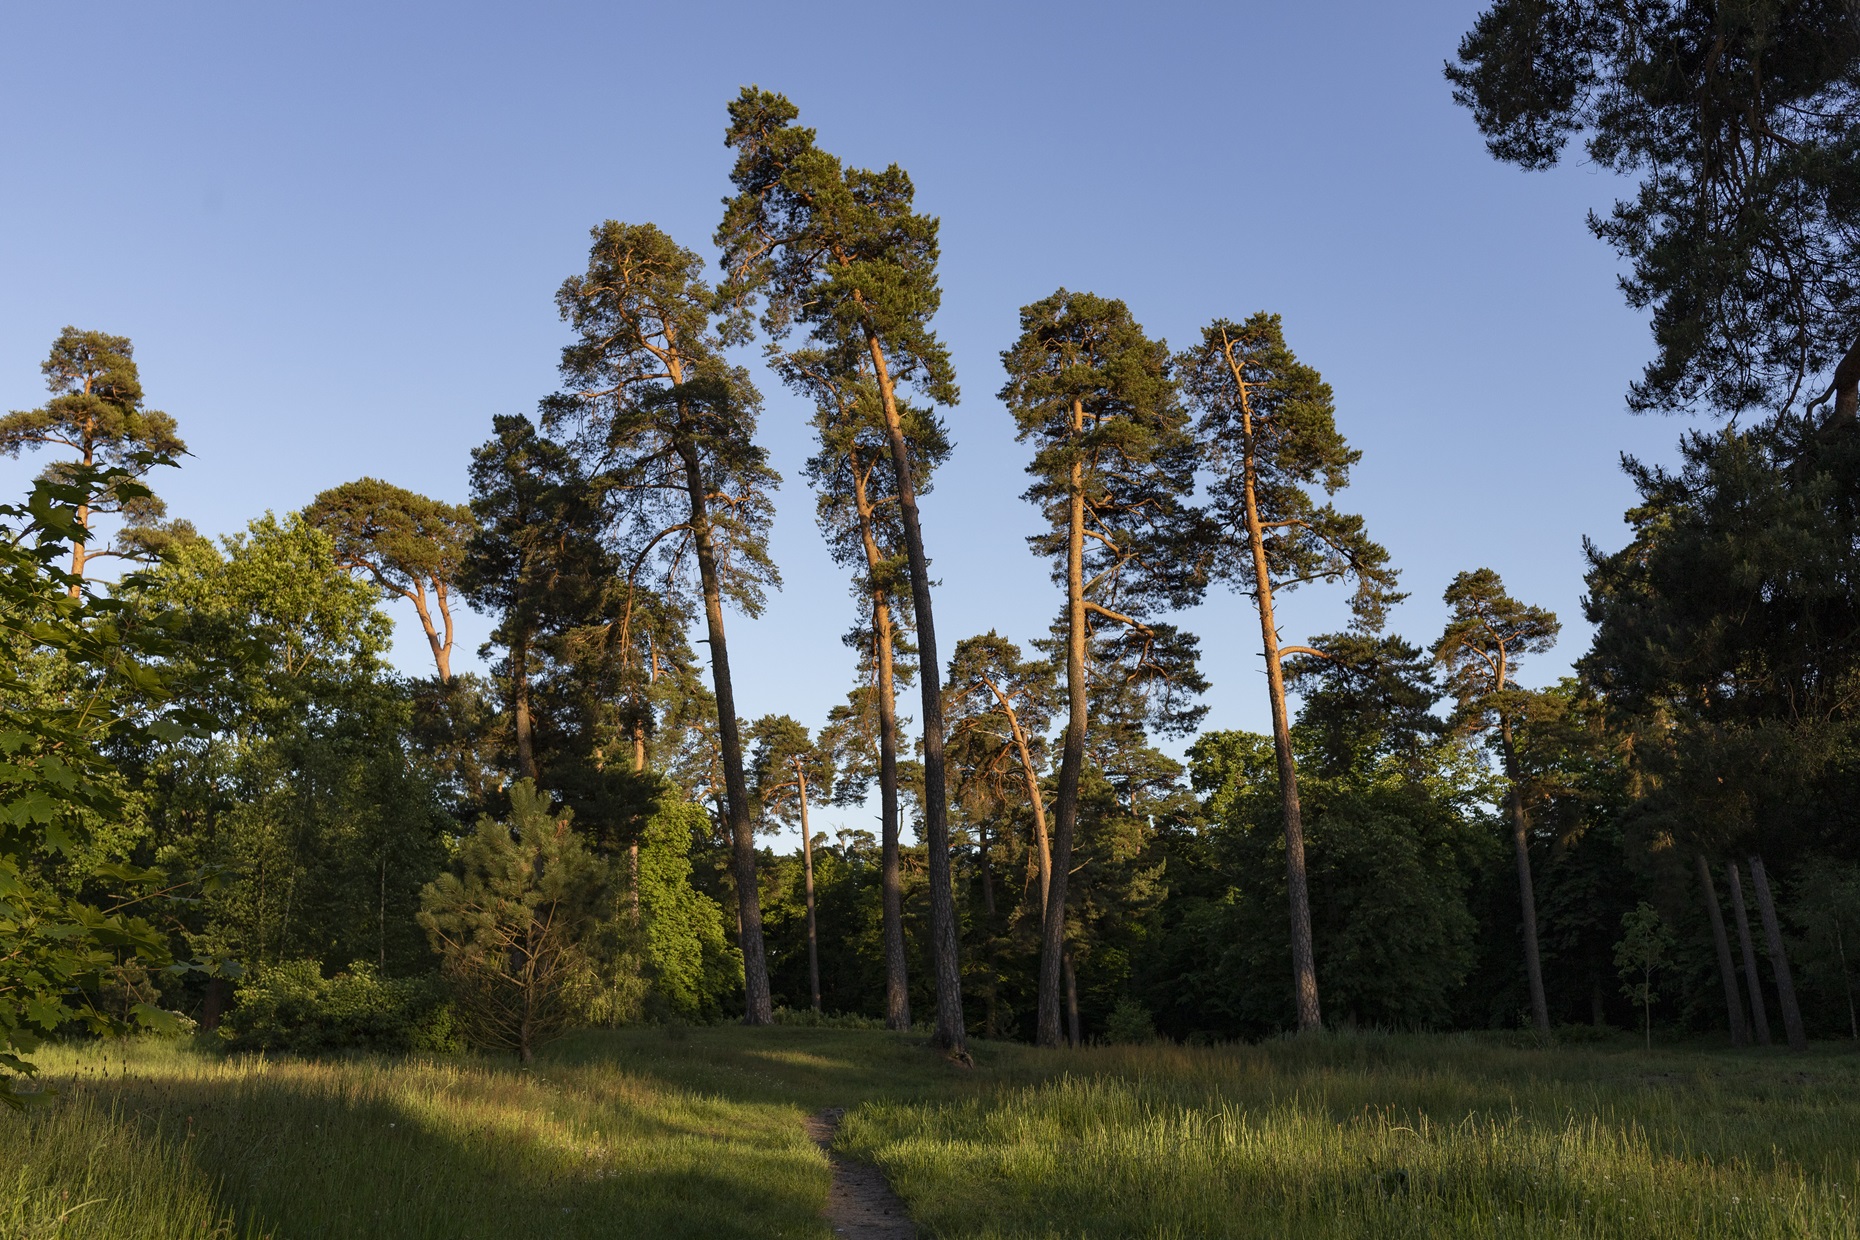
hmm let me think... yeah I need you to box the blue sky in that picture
[1,1,1686,832]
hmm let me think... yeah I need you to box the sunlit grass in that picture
[842,1035,1860,1238]
[5,1028,1857,1238]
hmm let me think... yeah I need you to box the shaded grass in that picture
[6,1028,1858,1238]
[841,1035,1860,1238]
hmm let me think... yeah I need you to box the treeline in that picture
[3,23,1858,1085]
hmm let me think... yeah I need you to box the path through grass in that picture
[5,1029,1857,1238]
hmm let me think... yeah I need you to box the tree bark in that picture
[678,439,772,1026]
[1698,854,1749,1046]
[1498,729,1550,1034]
[798,763,821,1013]
[983,675,1051,917]
[851,462,911,1030]
[1749,854,1808,1050]
[1728,861,1773,1046]
[1040,400,1088,1049]
[866,334,965,1057]
[511,626,536,782]
[1238,441,1321,1033]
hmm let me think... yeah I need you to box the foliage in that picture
[1448,0,1860,420]
[634,799,740,1022]
[221,958,460,1054]
[0,465,196,1105]
[418,782,611,1061]
[1615,901,1677,1047]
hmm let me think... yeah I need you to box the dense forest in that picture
[4,2,1858,1096]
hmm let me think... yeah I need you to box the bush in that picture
[770,1006,893,1031]
[1105,998,1159,1045]
[222,959,461,1054]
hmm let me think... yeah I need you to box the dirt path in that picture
[805,1108,916,1239]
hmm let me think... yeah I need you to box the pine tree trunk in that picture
[678,441,771,1026]
[799,765,821,1013]
[1498,731,1550,1034]
[1698,855,1749,1046]
[1728,861,1773,1045]
[866,335,964,1057]
[511,627,536,782]
[1240,461,1321,1033]
[985,675,1051,916]
[1040,409,1088,1049]
[68,440,93,597]
[1749,855,1808,1050]
[852,466,912,1031]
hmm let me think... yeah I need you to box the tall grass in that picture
[841,1034,1860,1238]
[5,1029,1855,1238]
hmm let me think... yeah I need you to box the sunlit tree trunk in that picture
[1040,402,1088,1049]
[866,333,965,1057]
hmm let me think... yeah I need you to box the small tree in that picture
[306,478,476,681]
[418,782,611,1062]
[748,715,834,1013]
[1434,568,1560,1034]
[1615,901,1676,1049]
[0,328,186,591]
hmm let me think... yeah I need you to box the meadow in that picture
[4,1028,1857,1239]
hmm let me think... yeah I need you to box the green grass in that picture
[5,1029,1858,1238]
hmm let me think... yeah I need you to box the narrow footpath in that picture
[805,1108,917,1239]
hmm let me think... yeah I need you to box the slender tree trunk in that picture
[407,584,454,682]
[378,851,387,972]
[1239,465,1320,1032]
[1040,408,1088,1049]
[630,723,644,925]
[866,334,964,1057]
[1749,855,1808,1050]
[1698,855,1749,1046]
[434,582,456,682]
[1063,949,1081,1048]
[979,821,995,917]
[68,440,93,597]
[511,626,536,782]
[1728,861,1774,1045]
[678,442,772,1026]
[851,465,911,1030]
[798,764,821,1013]
[985,675,1051,916]
[1497,732,1550,1034]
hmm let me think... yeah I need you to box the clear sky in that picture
[1,1,1686,833]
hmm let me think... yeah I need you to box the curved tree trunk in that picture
[1040,408,1087,1049]
[1499,732,1549,1034]
[1698,855,1749,1046]
[867,335,965,1057]
[1728,861,1773,1046]
[1749,854,1808,1050]
[851,464,911,1030]
[1241,478,1320,1031]
[679,441,772,1026]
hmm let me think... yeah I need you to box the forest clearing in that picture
[7,1027,1859,1238]
[4,2,1860,1236]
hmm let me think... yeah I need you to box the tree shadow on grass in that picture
[58,1060,830,1240]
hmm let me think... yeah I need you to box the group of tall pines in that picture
[4,4,1859,1080]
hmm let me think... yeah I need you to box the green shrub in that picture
[1105,998,1159,1045]
[222,959,461,1054]
[771,1006,891,1031]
